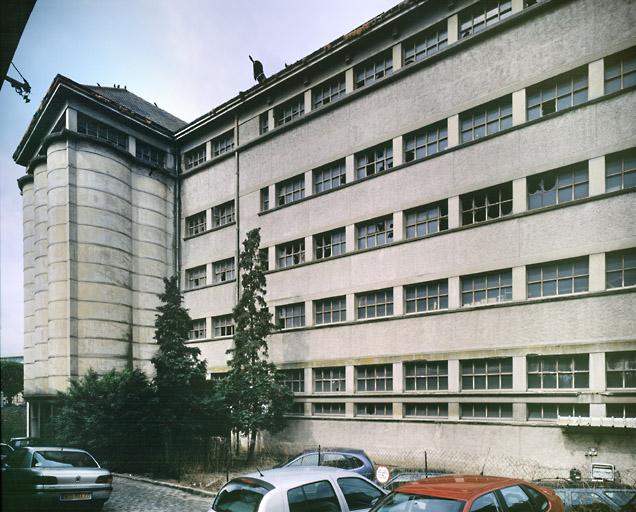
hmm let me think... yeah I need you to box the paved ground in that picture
[103,476,211,511]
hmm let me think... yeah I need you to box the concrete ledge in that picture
[114,473,217,498]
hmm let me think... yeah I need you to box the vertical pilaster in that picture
[346,224,356,252]
[267,109,275,132]
[345,68,355,93]
[513,356,527,392]
[590,403,605,419]
[346,365,355,394]
[304,170,313,197]
[393,402,403,419]
[448,195,461,229]
[268,183,276,209]
[392,362,403,393]
[392,135,404,167]
[392,211,404,243]
[392,42,402,72]
[305,234,314,262]
[65,107,77,131]
[345,154,355,183]
[268,246,277,271]
[205,140,212,162]
[206,262,213,285]
[588,59,605,101]
[304,367,313,395]
[448,276,461,309]
[513,402,527,422]
[304,300,314,327]
[511,0,523,14]
[393,285,404,316]
[447,114,459,148]
[512,266,526,301]
[128,135,136,157]
[512,177,527,214]
[589,253,606,292]
[589,155,606,196]
[205,208,213,231]
[589,352,607,392]
[448,359,460,392]
[447,14,459,45]
[448,402,460,420]
[304,90,312,115]
[206,317,212,340]
[346,294,356,321]
[512,89,527,126]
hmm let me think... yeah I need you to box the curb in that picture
[114,473,217,498]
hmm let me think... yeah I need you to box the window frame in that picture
[604,48,636,94]
[606,351,636,389]
[280,369,305,393]
[404,121,449,162]
[276,174,305,206]
[184,144,207,169]
[313,75,347,109]
[274,95,305,126]
[213,201,235,227]
[314,296,346,325]
[314,228,346,260]
[461,269,512,306]
[77,113,129,151]
[527,67,588,120]
[313,159,346,193]
[354,51,393,89]
[460,96,512,143]
[185,265,207,290]
[212,258,235,284]
[356,216,394,250]
[188,318,207,341]
[356,289,394,320]
[527,403,590,421]
[460,402,513,419]
[526,257,589,298]
[461,182,513,226]
[355,141,393,180]
[461,358,513,390]
[527,163,589,210]
[313,403,346,416]
[459,0,513,38]
[313,367,346,393]
[404,360,449,391]
[403,23,448,65]
[185,211,206,237]
[212,315,234,338]
[277,239,305,269]
[527,354,590,390]
[356,364,393,392]
[404,280,449,314]
[276,303,305,330]
[212,130,234,157]
[605,148,636,192]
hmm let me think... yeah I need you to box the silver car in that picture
[209,466,387,512]
[1,446,113,511]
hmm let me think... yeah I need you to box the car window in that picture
[373,493,465,512]
[337,477,383,510]
[323,454,353,470]
[287,479,342,512]
[523,486,550,512]
[4,448,30,468]
[302,454,320,466]
[213,479,273,512]
[32,451,99,468]
[500,485,535,512]
[348,456,365,469]
[571,492,612,512]
[471,492,503,512]
[604,491,636,507]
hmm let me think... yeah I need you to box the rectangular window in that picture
[527,67,588,120]
[460,1,512,38]
[404,121,448,162]
[461,269,512,306]
[404,361,448,391]
[77,113,129,151]
[527,163,589,209]
[185,211,206,237]
[405,280,448,314]
[356,364,393,392]
[606,249,636,289]
[461,358,513,390]
[460,403,513,419]
[315,228,346,260]
[313,367,346,393]
[527,257,589,298]
[461,182,513,225]
[275,95,304,126]
[355,51,393,88]
[527,403,590,421]
[356,403,393,417]
[212,131,234,157]
[404,403,448,418]
[313,75,346,108]
[315,296,346,325]
[604,48,636,94]
[606,351,636,388]
[136,141,166,167]
[185,265,207,290]
[289,403,305,415]
[280,369,304,393]
[606,403,636,419]
[213,201,235,227]
[460,96,512,143]
[403,23,448,65]
[277,303,305,330]
[405,201,448,239]
[213,315,234,337]
[260,187,270,211]
[605,148,636,192]
[355,141,393,179]
[356,216,394,249]
[314,159,346,193]
[184,144,207,169]
[313,403,345,416]
[259,112,269,135]
[188,318,206,340]
[277,175,305,206]
[357,289,393,320]
[277,239,305,269]
[212,258,235,283]
[527,354,589,389]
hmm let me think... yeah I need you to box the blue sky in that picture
[0,0,397,356]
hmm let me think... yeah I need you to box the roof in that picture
[85,86,187,132]
[242,466,368,489]
[397,475,530,501]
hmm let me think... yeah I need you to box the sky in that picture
[0,0,398,357]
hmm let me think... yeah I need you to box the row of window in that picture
[189,314,234,340]
[185,200,235,237]
[262,148,634,273]
[271,249,634,328]
[184,130,235,169]
[293,401,636,421]
[185,257,235,290]
[253,48,634,215]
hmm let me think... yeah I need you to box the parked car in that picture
[534,479,636,512]
[1,446,113,511]
[370,475,563,512]
[209,466,387,512]
[1,443,14,462]
[9,437,42,449]
[382,469,448,491]
[276,448,375,480]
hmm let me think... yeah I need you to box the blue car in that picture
[275,448,375,480]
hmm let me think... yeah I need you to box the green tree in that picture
[225,228,293,460]
[52,368,160,472]
[152,276,228,474]
[0,361,23,405]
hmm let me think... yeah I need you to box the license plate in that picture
[61,492,92,501]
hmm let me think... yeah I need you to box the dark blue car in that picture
[276,448,375,480]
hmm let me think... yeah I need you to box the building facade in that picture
[13,0,636,476]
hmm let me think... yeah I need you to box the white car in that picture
[209,466,387,512]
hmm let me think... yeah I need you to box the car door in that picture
[498,485,539,512]
[335,475,386,512]
[285,479,344,512]
[569,491,615,512]
[470,491,505,512]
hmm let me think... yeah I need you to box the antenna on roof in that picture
[154,102,158,107]
[255,467,264,477]
[249,55,266,84]
[97,82,101,87]
[480,448,491,476]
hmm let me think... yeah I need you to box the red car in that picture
[371,475,564,512]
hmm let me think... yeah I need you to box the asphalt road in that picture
[103,476,212,512]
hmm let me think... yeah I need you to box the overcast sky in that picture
[0,0,397,356]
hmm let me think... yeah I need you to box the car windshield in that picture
[213,478,273,512]
[372,492,465,512]
[605,491,636,507]
[32,451,98,468]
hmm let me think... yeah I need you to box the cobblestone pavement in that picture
[103,476,212,511]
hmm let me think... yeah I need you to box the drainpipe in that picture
[234,110,240,301]
[174,147,181,280]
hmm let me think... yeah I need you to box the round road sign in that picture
[375,465,390,485]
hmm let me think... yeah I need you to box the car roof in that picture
[397,475,532,501]
[243,466,369,489]
[19,447,92,453]
[299,448,368,456]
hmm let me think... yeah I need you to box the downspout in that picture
[234,110,241,301]
[174,147,182,281]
